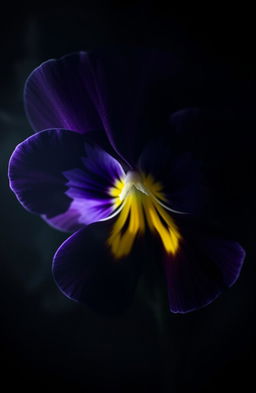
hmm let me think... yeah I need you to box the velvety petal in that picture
[138,132,204,215]
[24,52,103,134]
[162,217,245,313]
[25,49,185,165]
[86,48,185,165]
[9,129,124,232]
[52,221,144,314]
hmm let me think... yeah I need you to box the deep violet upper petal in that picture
[85,48,185,165]
[138,131,204,215]
[24,48,185,166]
[162,216,245,313]
[24,52,104,134]
[52,220,144,314]
[9,129,124,232]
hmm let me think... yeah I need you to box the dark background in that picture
[0,3,255,392]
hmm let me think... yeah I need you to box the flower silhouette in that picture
[8,49,245,314]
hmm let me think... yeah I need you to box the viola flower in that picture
[8,49,245,314]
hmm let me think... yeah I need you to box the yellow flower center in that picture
[107,171,181,258]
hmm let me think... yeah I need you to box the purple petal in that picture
[163,217,245,313]
[24,52,103,134]
[138,135,204,215]
[9,129,124,232]
[87,49,183,165]
[25,49,184,165]
[52,221,143,314]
